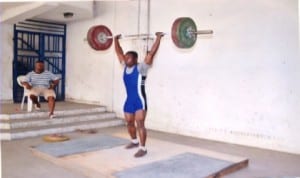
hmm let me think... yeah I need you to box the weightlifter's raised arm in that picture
[144,32,164,65]
[114,34,125,63]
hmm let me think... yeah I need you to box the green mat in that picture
[34,135,128,157]
[114,152,236,178]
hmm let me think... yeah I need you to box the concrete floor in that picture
[1,102,300,177]
[2,126,300,178]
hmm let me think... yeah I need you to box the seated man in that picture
[22,60,60,119]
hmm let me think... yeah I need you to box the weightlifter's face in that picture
[125,54,137,67]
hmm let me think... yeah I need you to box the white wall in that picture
[66,1,145,105]
[67,0,300,154]
[0,24,14,102]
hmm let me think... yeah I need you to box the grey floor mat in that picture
[34,135,128,157]
[114,152,235,178]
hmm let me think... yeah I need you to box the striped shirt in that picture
[24,70,60,88]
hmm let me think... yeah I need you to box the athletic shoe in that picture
[49,114,56,119]
[134,149,147,158]
[34,104,41,110]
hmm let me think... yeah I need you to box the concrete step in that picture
[0,107,107,120]
[1,118,125,140]
[0,105,125,140]
[0,112,116,129]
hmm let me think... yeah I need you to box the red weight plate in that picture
[87,25,113,51]
[171,17,184,48]
[87,26,97,49]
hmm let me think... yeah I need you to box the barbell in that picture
[87,17,213,51]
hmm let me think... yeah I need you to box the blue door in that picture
[13,19,66,102]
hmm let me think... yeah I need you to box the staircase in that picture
[0,105,125,140]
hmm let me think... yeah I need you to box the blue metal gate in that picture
[13,19,66,102]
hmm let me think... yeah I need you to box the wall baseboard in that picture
[0,100,13,104]
[65,98,101,105]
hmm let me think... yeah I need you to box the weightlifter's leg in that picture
[134,109,147,158]
[124,113,139,149]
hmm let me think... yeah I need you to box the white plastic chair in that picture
[17,75,39,112]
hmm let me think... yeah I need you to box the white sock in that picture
[131,138,139,144]
[139,146,147,151]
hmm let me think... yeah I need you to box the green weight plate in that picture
[172,17,197,48]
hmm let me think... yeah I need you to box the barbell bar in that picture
[102,33,152,39]
[104,30,213,39]
[87,17,213,50]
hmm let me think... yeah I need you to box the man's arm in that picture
[114,34,125,63]
[49,80,59,90]
[21,81,32,90]
[49,72,60,90]
[21,73,32,90]
[144,32,164,65]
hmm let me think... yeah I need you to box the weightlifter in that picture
[114,32,164,158]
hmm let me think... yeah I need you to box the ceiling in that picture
[0,1,94,24]
[0,2,29,11]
